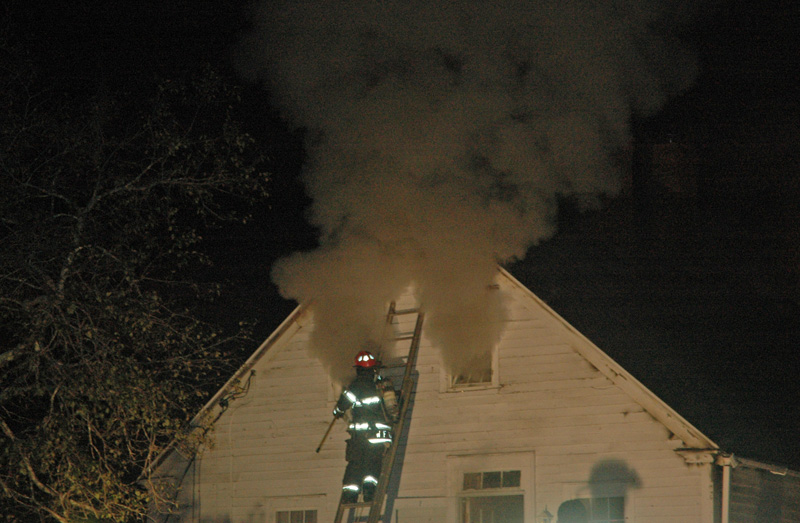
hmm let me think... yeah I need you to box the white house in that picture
[153,267,800,523]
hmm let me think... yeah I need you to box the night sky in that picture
[8,0,799,469]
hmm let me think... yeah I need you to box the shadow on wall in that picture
[557,459,642,523]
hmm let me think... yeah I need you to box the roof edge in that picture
[149,303,309,476]
[498,266,718,451]
[191,302,310,425]
[734,456,800,478]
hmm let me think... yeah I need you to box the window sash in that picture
[566,497,624,523]
[275,509,317,523]
[463,470,521,491]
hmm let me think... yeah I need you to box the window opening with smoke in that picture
[451,367,493,387]
[446,346,498,390]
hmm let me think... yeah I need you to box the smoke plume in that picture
[237,0,696,383]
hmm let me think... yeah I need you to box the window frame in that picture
[462,470,522,491]
[459,469,525,523]
[269,495,325,523]
[441,348,500,392]
[559,481,633,523]
[447,452,534,523]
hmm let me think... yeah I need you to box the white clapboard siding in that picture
[158,267,721,523]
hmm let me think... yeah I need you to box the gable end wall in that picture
[163,270,717,523]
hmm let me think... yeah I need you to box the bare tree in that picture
[0,47,269,522]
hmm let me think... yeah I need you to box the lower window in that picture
[460,470,523,523]
[275,510,317,523]
[461,494,523,523]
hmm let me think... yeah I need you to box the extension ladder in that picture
[333,303,424,523]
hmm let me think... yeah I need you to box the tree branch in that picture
[0,418,59,498]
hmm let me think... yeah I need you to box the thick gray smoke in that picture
[237,0,696,383]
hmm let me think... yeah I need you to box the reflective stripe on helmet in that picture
[355,351,378,368]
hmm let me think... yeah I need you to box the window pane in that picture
[463,472,481,490]
[502,470,521,488]
[557,499,589,522]
[560,497,624,523]
[591,497,609,520]
[463,495,524,523]
[483,471,501,489]
[304,510,317,523]
[276,512,289,523]
[291,511,304,523]
[608,497,624,519]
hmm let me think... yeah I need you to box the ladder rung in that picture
[339,502,374,510]
[390,308,419,316]
[392,334,414,341]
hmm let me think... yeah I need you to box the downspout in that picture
[716,454,735,523]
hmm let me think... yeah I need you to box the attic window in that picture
[447,349,497,390]
[276,510,317,523]
[451,367,492,387]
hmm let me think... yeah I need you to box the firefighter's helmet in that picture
[354,351,378,368]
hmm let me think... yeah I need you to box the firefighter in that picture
[333,351,395,504]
